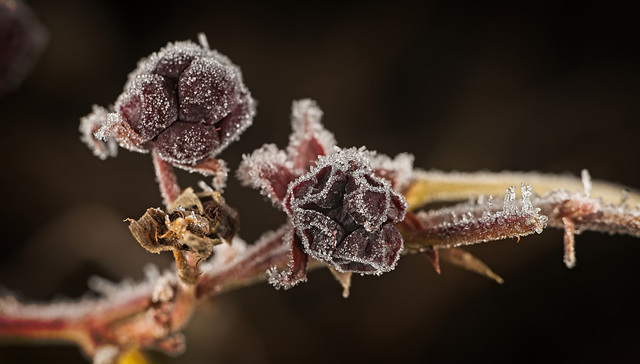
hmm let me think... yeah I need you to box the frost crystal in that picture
[284,147,407,274]
[80,34,256,167]
[267,265,306,290]
[79,105,118,159]
[581,169,592,197]
[521,183,533,213]
[405,184,548,251]
[370,152,416,191]
[503,186,517,215]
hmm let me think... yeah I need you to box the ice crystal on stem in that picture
[400,183,548,252]
[401,169,640,273]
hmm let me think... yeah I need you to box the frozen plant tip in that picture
[80,33,256,195]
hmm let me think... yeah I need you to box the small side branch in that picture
[152,149,181,209]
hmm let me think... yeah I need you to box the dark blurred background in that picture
[1,0,639,363]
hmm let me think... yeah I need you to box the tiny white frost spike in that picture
[503,185,517,215]
[521,183,534,213]
[197,32,210,49]
[370,152,415,191]
[482,195,494,218]
[581,169,592,197]
[403,184,548,251]
[267,266,306,290]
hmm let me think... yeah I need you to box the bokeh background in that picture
[1,0,640,363]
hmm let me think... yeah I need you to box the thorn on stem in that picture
[581,169,592,198]
[562,217,577,269]
[425,248,441,274]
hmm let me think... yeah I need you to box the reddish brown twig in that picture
[0,227,291,360]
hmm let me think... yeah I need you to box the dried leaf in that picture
[128,188,239,284]
[128,207,173,254]
[169,186,204,212]
[199,191,239,244]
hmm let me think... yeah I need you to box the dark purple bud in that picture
[336,223,403,273]
[155,121,219,165]
[154,52,194,81]
[117,74,178,142]
[81,34,255,166]
[284,147,408,275]
[178,57,240,124]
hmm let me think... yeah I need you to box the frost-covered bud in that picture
[83,34,255,166]
[283,147,407,275]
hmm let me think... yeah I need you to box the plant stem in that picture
[152,150,181,208]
